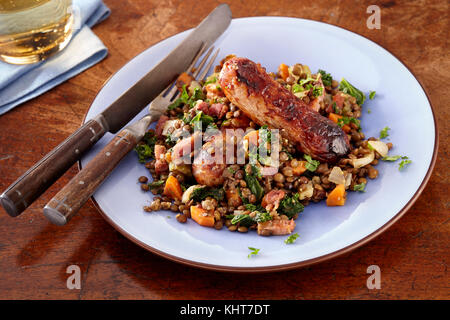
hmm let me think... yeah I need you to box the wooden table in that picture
[0,0,448,300]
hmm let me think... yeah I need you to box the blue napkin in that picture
[0,0,111,115]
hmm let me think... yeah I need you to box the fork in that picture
[43,46,219,226]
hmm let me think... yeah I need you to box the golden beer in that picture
[0,0,73,64]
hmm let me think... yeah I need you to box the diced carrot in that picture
[292,160,307,176]
[328,113,351,133]
[163,175,183,201]
[190,206,215,227]
[278,63,289,81]
[226,186,242,207]
[176,72,194,89]
[326,184,346,206]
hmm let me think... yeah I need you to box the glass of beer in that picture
[0,0,74,65]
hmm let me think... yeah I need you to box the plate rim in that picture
[80,17,439,273]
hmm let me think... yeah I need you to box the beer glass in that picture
[0,0,74,64]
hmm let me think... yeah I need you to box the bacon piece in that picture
[257,219,296,236]
[261,189,285,210]
[155,115,169,137]
[208,103,228,119]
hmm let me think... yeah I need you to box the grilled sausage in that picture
[219,57,350,162]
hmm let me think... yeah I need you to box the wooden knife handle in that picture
[0,115,109,217]
[43,128,139,225]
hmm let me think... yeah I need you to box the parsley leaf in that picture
[312,86,323,98]
[318,69,333,87]
[292,84,304,93]
[134,131,157,163]
[382,155,402,161]
[353,183,366,192]
[230,214,255,227]
[279,193,304,219]
[369,91,376,99]
[284,233,300,244]
[254,211,272,223]
[190,187,225,202]
[398,157,412,170]
[244,165,264,202]
[248,247,260,258]
[379,126,390,139]
[303,154,320,172]
[339,78,366,106]
[148,180,165,188]
[190,111,214,131]
[337,116,360,130]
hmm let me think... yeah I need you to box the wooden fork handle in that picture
[0,114,109,217]
[43,128,139,225]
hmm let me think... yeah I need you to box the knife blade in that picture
[0,4,232,217]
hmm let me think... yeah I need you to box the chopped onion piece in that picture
[181,185,203,203]
[328,166,346,185]
[351,151,375,168]
[368,140,389,157]
[298,181,314,200]
[344,172,352,188]
[169,162,192,176]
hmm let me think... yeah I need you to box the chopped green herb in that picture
[165,133,176,147]
[248,247,260,258]
[380,126,390,139]
[369,91,376,99]
[337,116,360,130]
[279,193,304,219]
[298,76,318,86]
[244,165,264,201]
[168,84,205,110]
[135,144,153,163]
[254,211,272,223]
[292,84,304,93]
[134,131,157,163]
[303,154,320,172]
[353,183,366,192]
[189,87,205,108]
[244,203,263,212]
[312,86,323,98]
[148,180,165,188]
[318,69,333,87]
[190,187,225,202]
[190,111,215,131]
[284,233,300,244]
[339,78,366,106]
[230,214,255,227]
[382,155,402,161]
[227,167,236,174]
[167,85,189,110]
[398,157,412,170]
[368,108,372,114]
[204,75,217,85]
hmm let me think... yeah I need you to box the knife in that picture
[0,4,231,218]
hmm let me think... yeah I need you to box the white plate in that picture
[82,17,437,272]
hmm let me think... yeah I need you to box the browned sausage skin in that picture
[219,57,350,163]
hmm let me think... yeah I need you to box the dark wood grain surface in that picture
[0,0,448,299]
